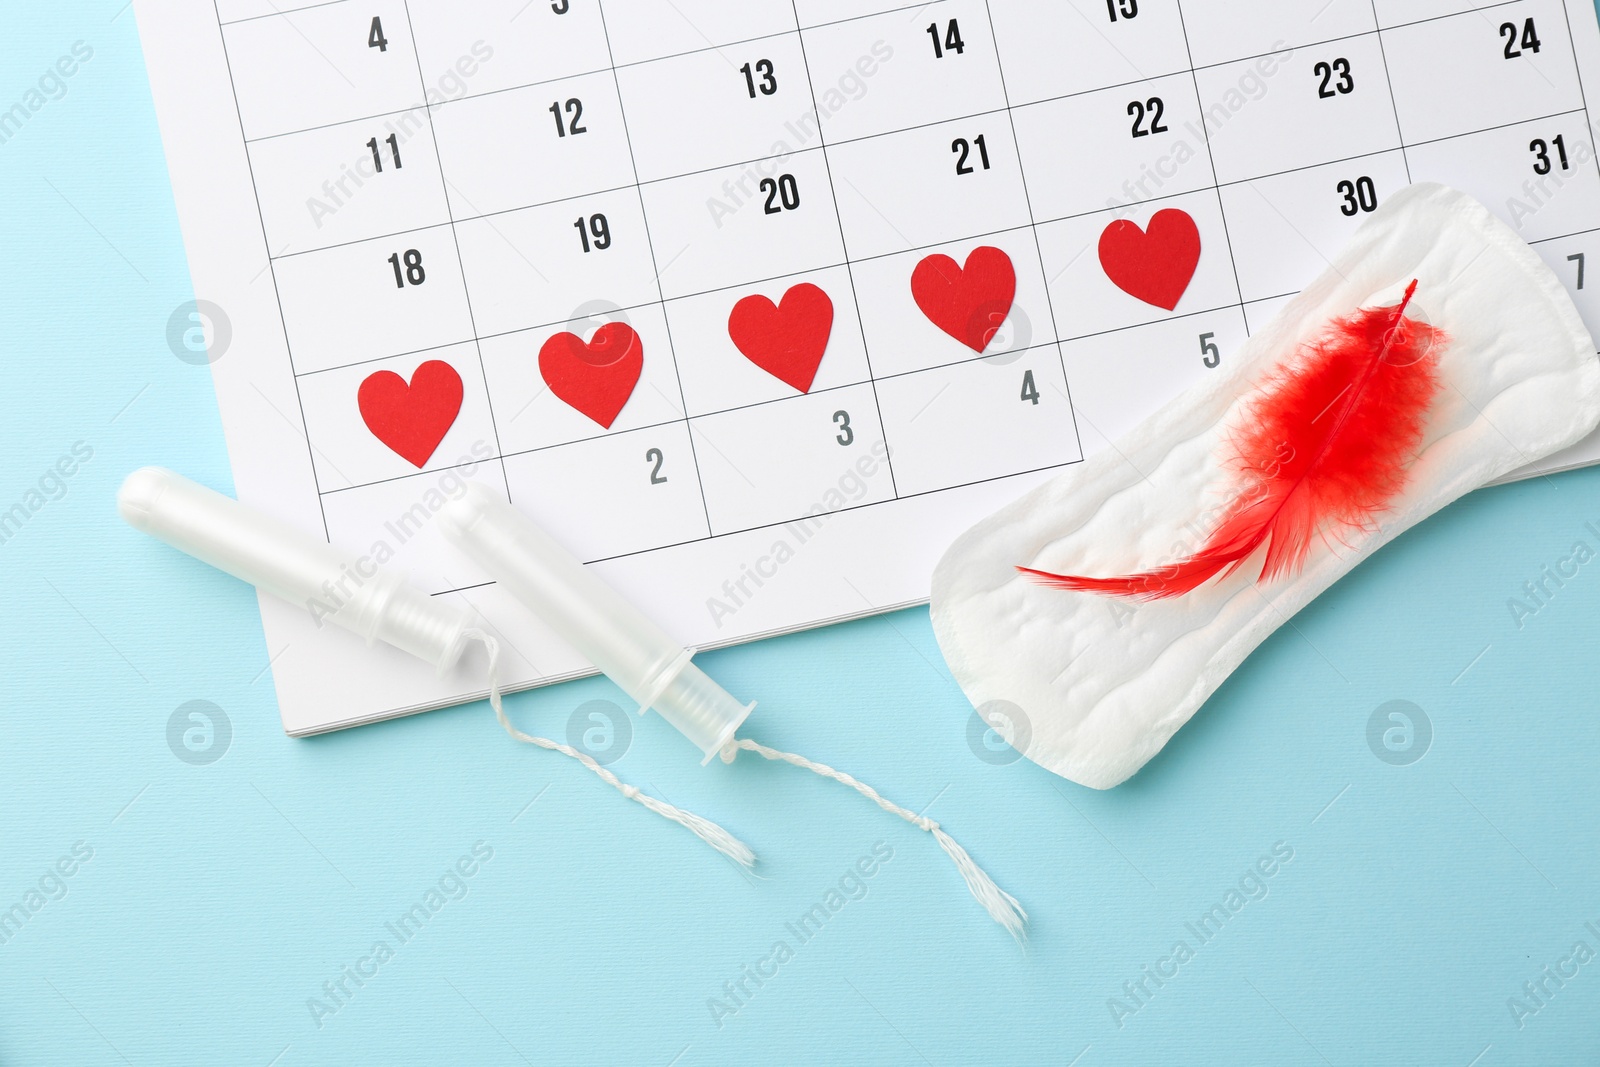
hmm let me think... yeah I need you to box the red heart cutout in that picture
[358,359,463,468]
[1098,208,1201,311]
[911,246,1016,353]
[539,322,643,428]
[728,283,834,393]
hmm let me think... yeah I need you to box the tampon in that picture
[118,466,470,670]
[117,466,757,866]
[440,484,1027,938]
[120,470,1021,930]
[439,483,754,764]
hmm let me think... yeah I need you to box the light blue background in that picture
[5,3,1600,1063]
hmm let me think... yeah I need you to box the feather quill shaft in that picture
[1021,280,1444,599]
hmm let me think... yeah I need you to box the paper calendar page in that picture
[135,0,1600,735]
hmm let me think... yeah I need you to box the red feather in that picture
[1021,280,1445,599]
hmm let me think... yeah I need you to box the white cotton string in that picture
[463,630,756,868]
[722,737,1028,941]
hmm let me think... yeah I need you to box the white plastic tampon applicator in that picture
[441,484,1028,939]
[119,467,470,669]
[438,483,752,764]
[117,467,755,866]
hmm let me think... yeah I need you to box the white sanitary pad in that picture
[930,183,1600,789]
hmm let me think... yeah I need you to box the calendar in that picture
[135,0,1600,734]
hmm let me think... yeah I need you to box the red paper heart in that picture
[1097,208,1201,311]
[727,283,834,393]
[358,359,463,468]
[911,245,1016,353]
[539,322,643,428]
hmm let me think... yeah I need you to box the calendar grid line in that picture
[216,0,1600,584]
[286,216,1319,384]
[787,0,901,500]
[414,451,1087,577]
[208,0,332,544]
[306,245,1600,387]
[397,0,512,501]
[1531,224,1600,244]
[1368,2,1415,184]
[230,0,1537,148]
[1553,0,1600,191]
[219,0,349,29]
[309,336,1095,497]
[976,0,1083,466]
[592,0,716,540]
[1170,0,1252,340]
[267,106,1593,271]
[306,282,1318,503]
[555,454,1088,563]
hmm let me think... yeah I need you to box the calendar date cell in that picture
[616,32,813,183]
[986,0,1192,105]
[1531,230,1600,350]
[407,0,611,97]
[246,111,452,256]
[273,225,474,374]
[1195,35,1402,185]
[691,383,894,536]
[827,116,1032,259]
[798,1,1007,144]
[502,422,712,562]
[641,149,846,299]
[297,342,496,490]
[1219,150,1410,303]
[455,188,660,337]
[1061,308,1249,452]
[874,347,1082,497]
[430,72,637,218]
[320,453,510,596]
[1180,0,1377,68]
[1407,114,1600,244]
[479,303,689,455]
[666,265,871,418]
[1380,0,1584,145]
[601,0,799,67]
[1012,72,1213,222]
[1039,190,1240,339]
[222,0,423,140]
[850,227,1056,378]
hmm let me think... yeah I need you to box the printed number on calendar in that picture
[550,98,587,137]
[1502,18,1542,58]
[953,136,991,174]
[1337,177,1378,215]
[1531,136,1570,174]
[645,447,667,484]
[1020,370,1040,405]
[761,174,800,213]
[575,214,611,252]
[1315,58,1354,98]
[1129,97,1168,137]
[388,249,425,288]
[927,19,965,58]
[740,60,777,98]
[366,134,401,172]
